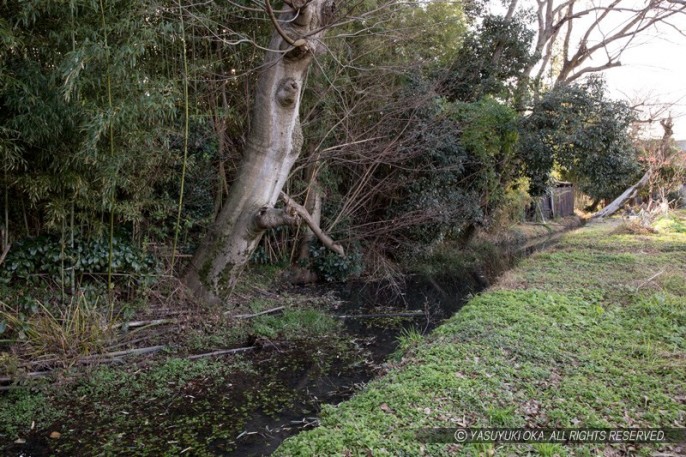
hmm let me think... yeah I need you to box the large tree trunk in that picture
[184,0,334,305]
[592,170,650,220]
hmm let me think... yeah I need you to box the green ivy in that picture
[0,234,157,287]
[308,241,363,283]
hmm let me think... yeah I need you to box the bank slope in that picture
[275,213,686,457]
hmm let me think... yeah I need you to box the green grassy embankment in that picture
[276,212,686,456]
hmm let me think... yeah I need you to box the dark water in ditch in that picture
[223,235,567,456]
[225,270,493,457]
[3,274,485,457]
[4,235,563,457]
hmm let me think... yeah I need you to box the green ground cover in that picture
[276,213,686,456]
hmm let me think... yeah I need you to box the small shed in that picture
[538,182,575,219]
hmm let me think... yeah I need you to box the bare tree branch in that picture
[281,192,345,256]
[526,0,686,86]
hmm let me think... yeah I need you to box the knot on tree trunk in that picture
[276,78,299,108]
[283,43,310,60]
[266,0,334,60]
[254,207,299,230]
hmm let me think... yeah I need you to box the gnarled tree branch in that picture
[254,207,299,230]
[265,0,308,47]
[281,192,345,256]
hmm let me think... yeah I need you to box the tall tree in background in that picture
[504,0,684,205]
[441,14,534,104]
[521,0,686,87]
[520,77,642,199]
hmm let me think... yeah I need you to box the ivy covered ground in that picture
[275,212,686,456]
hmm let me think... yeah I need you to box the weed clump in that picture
[611,221,658,235]
[0,295,114,362]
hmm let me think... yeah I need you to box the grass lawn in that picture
[275,212,686,456]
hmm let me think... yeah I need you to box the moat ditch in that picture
[2,231,568,456]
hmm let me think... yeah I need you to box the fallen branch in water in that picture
[230,306,285,319]
[106,330,169,351]
[187,344,277,360]
[1,345,167,385]
[2,343,284,385]
[0,385,22,391]
[336,311,425,319]
[79,345,166,362]
[0,371,51,383]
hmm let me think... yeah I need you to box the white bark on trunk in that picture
[592,170,650,220]
[184,0,334,304]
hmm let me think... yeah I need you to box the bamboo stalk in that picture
[0,242,10,266]
[3,148,8,252]
[112,319,176,329]
[99,0,116,298]
[171,0,191,270]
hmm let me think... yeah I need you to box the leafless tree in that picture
[518,0,686,87]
